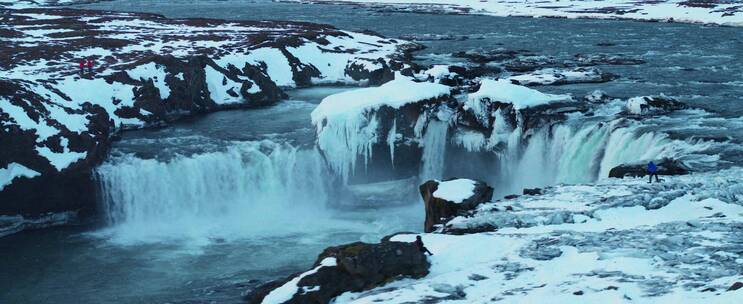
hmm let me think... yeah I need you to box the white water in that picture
[96,140,348,245]
[450,119,716,196]
[419,120,449,181]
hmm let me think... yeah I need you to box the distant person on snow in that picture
[414,235,433,256]
[87,57,94,74]
[78,59,85,75]
[647,161,660,183]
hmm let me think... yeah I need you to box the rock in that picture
[442,223,497,235]
[523,188,543,196]
[247,240,429,304]
[625,95,687,115]
[608,158,690,178]
[420,178,494,233]
[573,290,584,295]
[728,282,743,291]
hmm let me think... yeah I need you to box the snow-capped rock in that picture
[249,240,429,304]
[311,75,452,183]
[506,67,617,86]
[420,178,493,233]
[625,95,687,115]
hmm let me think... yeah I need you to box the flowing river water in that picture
[1,1,742,303]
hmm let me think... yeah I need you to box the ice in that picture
[433,179,477,203]
[312,76,450,182]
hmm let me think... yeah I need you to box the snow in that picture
[204,66,243,105]
[312,76,450,124]
[290,0,743,27]
[0,163,40,190]
[466,79,571,111]
[261,257,337,304]
[36,138,87,171]
[127,62,171,100]
[245,48,295,87]
[627,96,648,114]
[433,179,477,203]
[334,167,743,303]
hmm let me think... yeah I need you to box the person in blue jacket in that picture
[647,161,660,183]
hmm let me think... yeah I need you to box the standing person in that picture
[87,57,94,74]
[414,235,433,256]
[647,161,660,183]
[78,59,85,75]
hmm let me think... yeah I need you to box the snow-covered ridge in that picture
[0,7,415,215]
[283,0,743,27]
[336,168,743,303]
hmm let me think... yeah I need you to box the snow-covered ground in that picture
[283,0,743,26]
[335,168,743,303]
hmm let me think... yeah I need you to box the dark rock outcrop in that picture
[248,239,430,304]
[420,178,494,233]
[608,158,690,178]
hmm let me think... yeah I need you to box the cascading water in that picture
[95,140,342,244]
[447,118,716,197]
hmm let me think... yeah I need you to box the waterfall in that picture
[95,140,335,244]
[459,119,714,196]
[419,120,449,181]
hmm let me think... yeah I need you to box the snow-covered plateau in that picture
[281,0,743,26]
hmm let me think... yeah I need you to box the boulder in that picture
[420,178,494,233]
[523,188,543,196]
[248,240,429,304]
[608,158,690,178]
[625,95,686,115]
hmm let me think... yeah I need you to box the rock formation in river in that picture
[247,240,430,304]
[420,178,494,233]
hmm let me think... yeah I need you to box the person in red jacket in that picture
[78,59,85,75]
[86,57,94,74]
